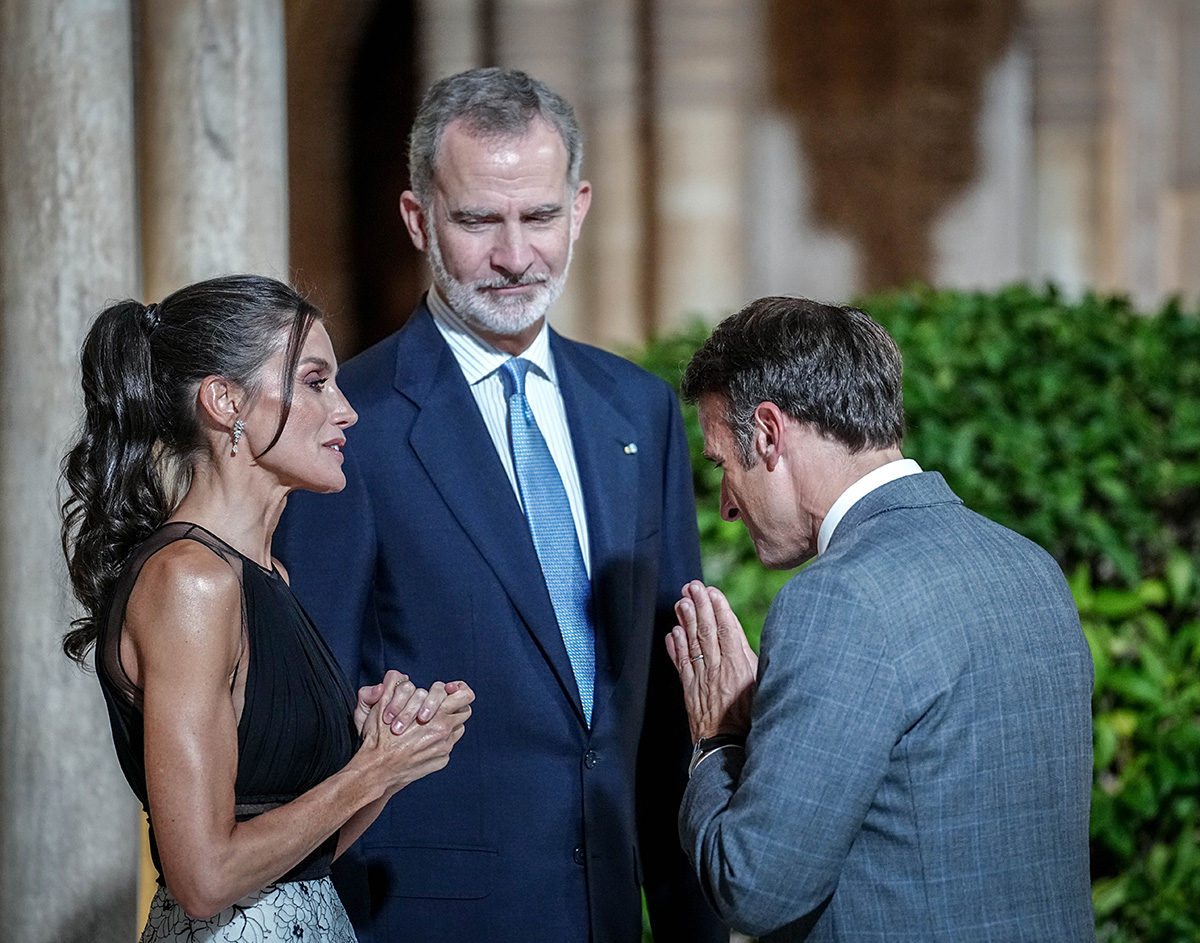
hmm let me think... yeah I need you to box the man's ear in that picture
[752,402,788,471]
[399,191,429,252]
[197,375,241,431]
[570,181,592,240]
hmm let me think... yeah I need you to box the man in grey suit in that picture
[665,295,1095,941]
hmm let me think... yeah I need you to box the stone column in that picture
[418,0,484,82]
[1099,0,1175,308]
[140,0,289,301]
[1160,0,1200,303]
[0,1,141,941]
[575,0,654,348]
[1028,0,1104,298]
[655,0,749,328]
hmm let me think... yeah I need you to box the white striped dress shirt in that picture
[427,289,592,576]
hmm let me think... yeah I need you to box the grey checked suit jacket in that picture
[680,472,1095,942]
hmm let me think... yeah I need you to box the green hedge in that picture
[630,285,1200,943]
[1078,561,1200,942]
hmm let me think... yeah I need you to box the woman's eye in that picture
[306,376,328,391]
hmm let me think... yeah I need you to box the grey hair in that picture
[681,296,905,467]
[407,67,584,204]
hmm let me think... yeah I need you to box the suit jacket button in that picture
[573,845,585,866]
[583,749,598,769]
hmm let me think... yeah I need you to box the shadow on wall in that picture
[48,880,138,943]
[767,0,1017,291]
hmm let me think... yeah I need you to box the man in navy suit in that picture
[665,296,1095,941]
[277,68,725,942]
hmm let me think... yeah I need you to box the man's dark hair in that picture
[408,67,583,204]
[681,296,905,467]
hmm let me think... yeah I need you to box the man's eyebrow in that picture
[449,208,500,220]
[523,203,564,215]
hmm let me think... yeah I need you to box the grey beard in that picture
[426,226,572,337]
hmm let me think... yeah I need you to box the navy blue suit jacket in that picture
[277,306,724,942]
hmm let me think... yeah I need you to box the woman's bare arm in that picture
[126,541,472,918]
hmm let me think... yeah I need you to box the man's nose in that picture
[720,480,740,522]
[491,222,535,278]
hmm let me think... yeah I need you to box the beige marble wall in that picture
[0,1,142,940]
[565,0,647,348]
[1028,0,1200,309]
[744,0,1200,311]
[489,0,593,341]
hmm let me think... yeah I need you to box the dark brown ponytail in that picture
[60,275,321,664]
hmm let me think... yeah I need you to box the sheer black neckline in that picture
[162,520,281,578]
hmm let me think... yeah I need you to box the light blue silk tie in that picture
[500,357,595,725]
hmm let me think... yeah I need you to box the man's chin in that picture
[754,543,813,571]
[463,297,550,337]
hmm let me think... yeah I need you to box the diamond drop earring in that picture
[231,419,245,456]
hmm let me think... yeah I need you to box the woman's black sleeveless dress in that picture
[96,522,359,942]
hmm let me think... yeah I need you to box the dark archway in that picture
[348,0,426,352]
[287,0,424,359]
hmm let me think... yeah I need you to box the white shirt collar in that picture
[816,458,923,555]
[426,287,557,387]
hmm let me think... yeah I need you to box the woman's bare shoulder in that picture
[125,539,243,654]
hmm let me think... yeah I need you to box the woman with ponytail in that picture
[61,274,473,942]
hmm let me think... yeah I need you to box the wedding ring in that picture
[690,654,705,663]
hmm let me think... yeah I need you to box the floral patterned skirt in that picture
[140,877,357,942]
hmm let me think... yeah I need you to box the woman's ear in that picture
[197,375,241,430]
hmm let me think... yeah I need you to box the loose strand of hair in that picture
[253,302,317,459]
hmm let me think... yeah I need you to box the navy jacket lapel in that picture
[551,331,639,727]
[395,310,585,717]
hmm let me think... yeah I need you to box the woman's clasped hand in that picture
[353,670,475,795]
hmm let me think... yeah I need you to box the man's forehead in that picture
[697,395,734,457]
[436,117,566,170]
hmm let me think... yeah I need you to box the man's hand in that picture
[666,580,759,742]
